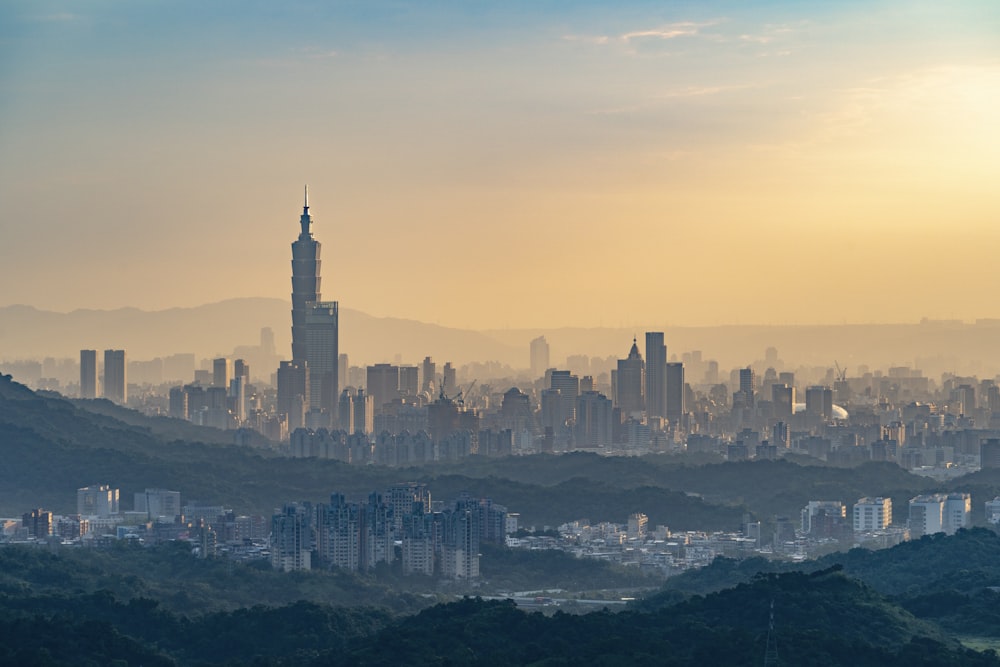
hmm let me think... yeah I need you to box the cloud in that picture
[561,34,610,45]
[621,22,713,43]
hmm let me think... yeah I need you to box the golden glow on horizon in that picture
[0,3,998,329]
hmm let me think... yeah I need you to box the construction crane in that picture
[454,379,478,406]
[834,360,847,383]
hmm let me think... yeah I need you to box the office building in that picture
[575,391,613,448]
[442,362,456,396]
[277,361,309,432]
[80,350,97,399]
[615,338,644,416]
[22,509,52,538]
[305,301,339,418]
[135,488,181,522]
[981,438,1000,468]
[398,365,419,397]
[805,386,834,420]
[421,356,436,393]
[77,485,119,518]
[213,357,231,389]
[853,497,892,532]
[772,384,795,418]
[291,187,322,363]
[549,370,580,423]
[645,332,667,419]
[738,367,755,409]
[665,362,685,425]
[367,364,400,412]
[353,388,374,435]
[530,336,550,379]
[234,358,250,382]
[103,349,127,404]
[909,493,970,537]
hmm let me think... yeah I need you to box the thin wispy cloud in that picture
[621,21,716,43]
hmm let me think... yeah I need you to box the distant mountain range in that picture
[3,298,1000,375]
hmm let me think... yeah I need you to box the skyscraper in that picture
[103,349,127,404]
[615,338,644,416]
[213,357,231,388]
[645,332,667,419]
[305,301,339,417]
[286,188,339,426]
[80,349,97,399]
[421,356,436,393]
[738,367,756,409]
[291,187,321,364]
[665,362,685,425]
[530,336,549,379]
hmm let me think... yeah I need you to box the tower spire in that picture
[299,185,312,237]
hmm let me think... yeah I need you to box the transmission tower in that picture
[763,598,779,666]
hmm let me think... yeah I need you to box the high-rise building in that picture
[615,338,644,416]
[213,357,231,389]
[772,384,795,418]
[645,333,667,419]
[549,370,580,423]
[665,362,685,425]
[398,366,419,397]
[338,389,355,433]
[367,364,400,412]
[282,189,340,429]
[305,301,339,419]
[530,336,549,379]
[277,361,309,432]
[982,438,1000,469]
[291,187,322,363]
[80,350,97,399]
[805,386,833,419]
[738,367,755,409]
[271,503,311,571]
[575,391,613,448]
[338,354,349,394]
[442,362,457,396]
[353,388,374,435]
[103,349,127,404]
[421,356,436,393]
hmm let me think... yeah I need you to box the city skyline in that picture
[1,2,999,328]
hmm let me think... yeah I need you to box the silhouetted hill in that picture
[0,299,520,367]
[6,300,1000,375]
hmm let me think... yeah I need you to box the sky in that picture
[1,1,998,329]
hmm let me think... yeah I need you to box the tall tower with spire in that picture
[287,187,339,425]
[291,186,320,363]
[615,337,645,417]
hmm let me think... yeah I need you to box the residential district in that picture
[5,483,1000,584]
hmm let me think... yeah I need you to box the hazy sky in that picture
[1,1,998,329]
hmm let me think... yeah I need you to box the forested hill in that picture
[1,558,995,666]
[4,374,1000,529]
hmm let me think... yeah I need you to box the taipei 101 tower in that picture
[290,186,320,363]
[288,186,339,424]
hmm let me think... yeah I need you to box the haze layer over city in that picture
[3,3,1000,666]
